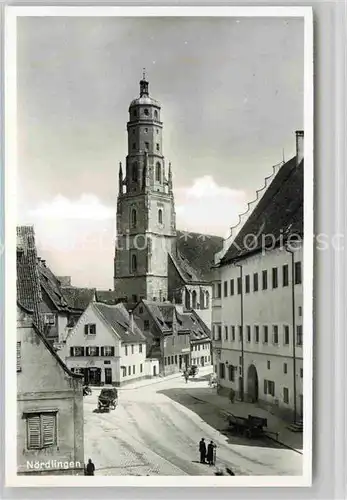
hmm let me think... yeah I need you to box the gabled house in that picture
[17,226,84,475]
[133,300,193,375]
[62,302,148,386]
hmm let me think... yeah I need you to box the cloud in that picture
[28,194,116,221]
[175,175,247,237]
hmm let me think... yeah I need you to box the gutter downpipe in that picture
[285,243,297,424]
[236,263,244,401]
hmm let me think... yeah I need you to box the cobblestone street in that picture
[84,369,302,476]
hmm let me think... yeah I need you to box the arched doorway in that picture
[247,364,259,402]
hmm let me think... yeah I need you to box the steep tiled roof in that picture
[220,157,303,265]
[142,301,175,333]
[17,226,44,331]
[61,286,96,311]
[94,302,146,344]
[38,260,69,311]
[173,231,223,283]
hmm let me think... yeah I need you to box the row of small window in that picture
[132,142,160,152]
[131,207,163,229]
[131,162,162,183]
[192,343,208,351]
[132,108,159,119]
[192,356,210,365]
[70,346,115,357]
[132,126,160,134]
[213,324,303,346]
[121,364,143,377]
[214,262,302,299]
[219,362,303,385]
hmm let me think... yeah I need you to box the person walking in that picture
[199,438,206,464]
[85,458,95,476]
[184,370,189,383]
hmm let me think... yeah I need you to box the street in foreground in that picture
[84,369,302,476]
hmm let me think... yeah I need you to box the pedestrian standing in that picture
[85,458,95,476]
[199,438,206,463]
[184,371,189,383]
[207,441,214,466]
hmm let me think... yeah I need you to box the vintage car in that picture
[97,387,118,412]
[188,365,199,377]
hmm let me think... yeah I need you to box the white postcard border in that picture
[5,5,313,488]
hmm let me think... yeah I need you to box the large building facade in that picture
[212,131,304,424]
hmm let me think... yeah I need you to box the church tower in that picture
[114,72,176,302]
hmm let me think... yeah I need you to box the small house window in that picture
[125,346,128,356]
[144,108,149,116]
[253,273,259,292]
[84,324,96,335]
[43,313,56,325]
[71,346,84,357]
[26,412,57,449]
[284,325,290,345]
[154,110,158,120]
[132,143,136,150]
[139,343,143,353]
[145,142,149,150]
[262,270,268,290]
[272,268,278,288]
[144,320,149,331]
[86,346,99,357]
[283,264,289,286]
[158,209,163,224]
[103,346,115,357]
[156,143,160,151]
[295,262,302,284]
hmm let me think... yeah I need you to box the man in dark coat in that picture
[207,441,216,466]
[199,438,206,463]
[85,458,95,476]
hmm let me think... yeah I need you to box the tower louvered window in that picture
[26,412,57,449]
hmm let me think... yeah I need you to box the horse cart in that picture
[227,414,268,439]
[97,388,118,412]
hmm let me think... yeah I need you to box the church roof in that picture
[220,156,303,265]
[61,286,96,311]
[129,96,160,108]
[172,231,223,283]
[93,302,146,344]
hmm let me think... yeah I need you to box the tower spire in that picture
[118,161,123,195]
[140,68,149,97]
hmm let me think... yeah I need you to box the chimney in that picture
[295,130,304,166]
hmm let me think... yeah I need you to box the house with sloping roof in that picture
[16,226,84,475]
[62,301,149,386]
[133,299,212,375]
[211,131,304,424]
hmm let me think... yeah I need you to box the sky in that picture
[17,15,304,288]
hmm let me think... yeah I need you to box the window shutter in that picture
[264,380,267,394]
[70,347,74,356]
[111,346,115,356]
[100,347,104,356]
[17,342,21,372]
[27,415,41,449]
[42,413,56,447]
[84,325,88,335]
[95,347,99,356]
